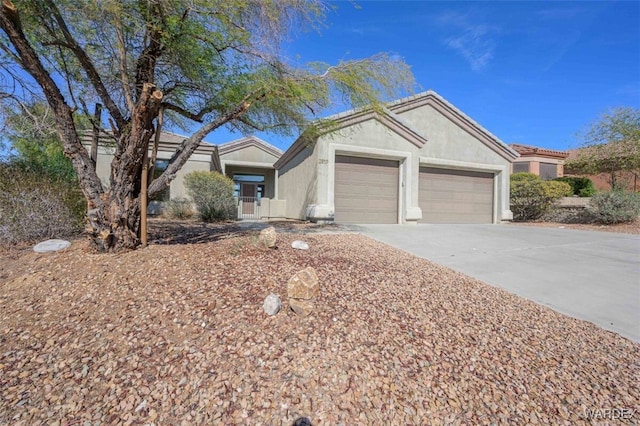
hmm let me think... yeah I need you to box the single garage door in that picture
[419,167,494,223]
[334,155,399,224]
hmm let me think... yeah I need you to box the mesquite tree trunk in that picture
[85,84,163,251]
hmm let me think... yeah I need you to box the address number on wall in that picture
[318,159,329,164]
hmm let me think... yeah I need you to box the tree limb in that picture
[42,0,126,128]
[148,91,265,197]
[115,20,135,112]
[0,0,105,206]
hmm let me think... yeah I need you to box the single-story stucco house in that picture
[275,90,518,224]
[82,130,220,202]
[85,90,519,224]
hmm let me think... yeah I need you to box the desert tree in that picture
[0,0,415,251]
[566,107,640,190]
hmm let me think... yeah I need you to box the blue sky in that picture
[1,1,637,156]
[212,0,640,152]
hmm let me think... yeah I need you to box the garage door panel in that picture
[335,155,399,224]
[419,167,493,223]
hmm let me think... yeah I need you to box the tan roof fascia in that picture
[389,90,519,161]
[218,135,283,158]
[80,129,220,158]
[509,143,568,159]
[274,108,428,169]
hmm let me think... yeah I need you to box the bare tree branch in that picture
[115,20,135,112]
[0,0,105,206]
[43,0,126,128]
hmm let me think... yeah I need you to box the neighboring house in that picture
[274,90,518,224]
[85,90,519,224]
[508,144,568,180]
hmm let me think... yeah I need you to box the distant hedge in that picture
[553,176,595,197]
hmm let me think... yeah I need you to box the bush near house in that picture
[184,171,236,222]
[588,190,640,224]
[510,172,572,221]
[0,163,84,245]
[552,176,595,197]
[163,198,195,220]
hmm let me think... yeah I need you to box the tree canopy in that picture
[0,0,416,251]
[566,107,640,190]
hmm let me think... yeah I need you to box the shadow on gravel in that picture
[148,218,349,246]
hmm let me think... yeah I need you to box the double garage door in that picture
[334,155,494,224]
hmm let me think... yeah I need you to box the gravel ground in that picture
[1,221,638,425]
[511,218,640,235]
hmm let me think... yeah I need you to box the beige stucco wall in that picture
[258,198,287,219]
[90,146,212,200]
[220,145,280,164]
[277,144,318,219]
[277,103,513,223]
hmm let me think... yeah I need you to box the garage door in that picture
[334,155,399,224]
[419,167,494,223]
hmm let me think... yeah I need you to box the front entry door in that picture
[240,183,256,215]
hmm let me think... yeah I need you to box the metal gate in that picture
[237,197,261,219]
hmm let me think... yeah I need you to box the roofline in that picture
[218,135,283,158]
[275,90,518,169]
[80,129,220,157]
[509,144,568,159]
[388,90,519,160]
[274,108,429,169]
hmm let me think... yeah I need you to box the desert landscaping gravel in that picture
[1,221,638,425]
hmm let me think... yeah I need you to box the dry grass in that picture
[1,220,638,425]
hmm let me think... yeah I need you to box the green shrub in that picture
[163,198,194,219]
[0,163,84,245]
[552,176,595,197]
[578,185,596,197]
[588,191,640,224]
[510,172,571,221]
[543,180,573,199]
[510,172,539,182]
[184,171,236,222]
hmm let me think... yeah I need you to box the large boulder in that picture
[258,226,277,248]
[33,239,71,253]
[289,299,314,317]
[287,267,318,300]
[291,240,309,250]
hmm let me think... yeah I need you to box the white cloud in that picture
[437,12,498,72]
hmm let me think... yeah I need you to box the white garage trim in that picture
[419,156,510,223]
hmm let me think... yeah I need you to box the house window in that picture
[513,162,530,173]
[232,174,265,198]
[539,163,558,180]
[150,159,170,201]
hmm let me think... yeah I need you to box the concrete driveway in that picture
[356,224,640,342]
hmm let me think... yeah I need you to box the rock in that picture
[258,226,277,248]
[294,417,312,426]
[33,239,71,253]
[263,293,282,316]
[289,299,314,317]
[291,240,309,250]
[287,267,318,300]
